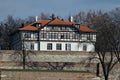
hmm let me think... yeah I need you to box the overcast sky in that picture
[0,0,120,21]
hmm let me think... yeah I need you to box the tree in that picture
[0,15,23,50]
[10,50,37,70]
[74,11,86,24]
[10,33,37,69]
[95,13,120,80]
[24,16,36,26]
[40,12,50,20]
[110,7,120,24]
[73,10,104,29]
[47,62,70,70]
[72,10,120,80]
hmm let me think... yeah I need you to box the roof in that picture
[80,25,96,32]
[36,20,50,26]
[48,19,75,26]
[19,19,76,31]
[19,25,39,31]
[36,19,75,26]
[19,19,96,32]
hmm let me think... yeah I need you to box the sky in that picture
[0,0,120,21]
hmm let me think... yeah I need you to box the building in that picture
[11,18,96,52]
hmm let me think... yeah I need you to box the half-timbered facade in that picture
[11,19,96,52]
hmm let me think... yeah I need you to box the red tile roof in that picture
[19,19,76,31]
[80,25,96,32]
[19,19,96,32]
[19,25,39,31]
[36,20,50,26]
[48,19,75,26]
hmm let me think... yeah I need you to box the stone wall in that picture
[0,50,98,72]
[0,50,120,80]
[0,50,98,62]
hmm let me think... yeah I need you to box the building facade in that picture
[11,18,96,52]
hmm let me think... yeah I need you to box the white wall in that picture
[14,41,95,52]
[78,43,95,52]
[24,41,38,50]
[40,41,95,52]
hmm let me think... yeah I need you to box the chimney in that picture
[35,16,38,22]
[69,16,73,22]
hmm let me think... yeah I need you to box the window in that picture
[56,44,62,50]
[81,34,87,40]
[75,34,79,39]
[52,26,55,30]
[25,33,31,38]
[41,33,47,39]
[65,44,71,51]
[83,44,87,51]
[47,43,52,50]
[65,33,70,39]
[34,33,38,38]
[93,35,96,41]
[53,33,58,39]
[61,26,66,30]
[31,43,34,50]
[87,35,90,40]
[36,23,41,28]
[51,33,55,39]
[60,33,65,39]
[48,33,52,39]
[60,35,64,39]
[72,34,79,39]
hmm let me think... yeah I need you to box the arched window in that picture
[83,44,87,51]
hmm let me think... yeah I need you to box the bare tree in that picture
[0,15,24,50]
[74,11,86,24]
[10,50,37,70]
[95,15,120,80]
[40,12,50,20]
[10,33,36,70]
[47,62,72,70]
[110,7,120,24]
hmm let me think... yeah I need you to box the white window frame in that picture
[47,43,52,50]
[65,44,71,51]
[56,43,62,50]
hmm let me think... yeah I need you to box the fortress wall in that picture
[0,50,98,63]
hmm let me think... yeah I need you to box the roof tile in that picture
[36,20,50,26]
[19,19,96,32]
[80,25,96,32]
[19,25,39,31]
[48,19,75,25]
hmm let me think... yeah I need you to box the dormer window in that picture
[75,24,80,29]
[35,23,41,28]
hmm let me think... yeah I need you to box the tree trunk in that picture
[22,45,26,69]
[23,51,26,69]
[105,75,109,80]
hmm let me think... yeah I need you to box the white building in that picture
[11,18,96,52]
